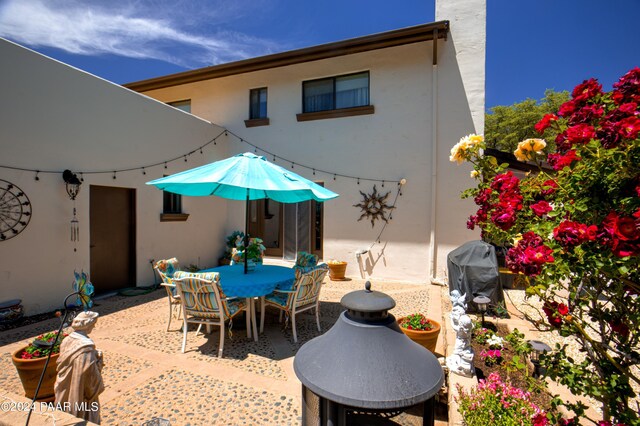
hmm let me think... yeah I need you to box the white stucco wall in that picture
[141,32,479,284]
[433,0,486,281]
[0,39,228,314]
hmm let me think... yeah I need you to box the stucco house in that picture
[0,0,484,315]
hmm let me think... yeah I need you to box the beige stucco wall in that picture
[0,39,228,314]
[141,0,486,284]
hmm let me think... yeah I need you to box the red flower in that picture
[534,113,558,134]
[560,417,579,426]
[553,220,598,248]
[618,102,638,115]
[491,205,518,230]
[548,150,581,171]
[506,232,554,276]
[596,121,623,149]
[618,116,640,139]
[490,171,520,193]
[599,211,640,257]
[566,123,595,145]
[530,200,552,217]
[558,100,577,117]
[609,318,630,338]
[572,78,603,103]
[612,67,640,104]
[569,104,604,125]
[541,179,558,196]
[543,301,563,328]
[557,303,569,316]
[532,413,549,426]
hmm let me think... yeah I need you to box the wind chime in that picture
[62,170,82,252]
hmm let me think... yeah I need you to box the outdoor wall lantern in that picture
[62,170,82,200]
[527,339,551,378]
[473,295,491,326]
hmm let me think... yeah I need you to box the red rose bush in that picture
[453,68,640,425]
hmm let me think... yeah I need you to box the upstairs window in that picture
[303,72,369,113]
[249,88,268,119]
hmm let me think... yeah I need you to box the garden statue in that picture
[446,314,474,377]
[54,311,104,424]
[449,290,467,332]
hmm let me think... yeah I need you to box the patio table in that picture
[200,264,295,341]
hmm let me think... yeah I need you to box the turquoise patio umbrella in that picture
[146,152,339,272]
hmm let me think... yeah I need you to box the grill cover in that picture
[447,240,504,313]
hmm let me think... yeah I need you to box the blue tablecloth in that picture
[200,264,295,298]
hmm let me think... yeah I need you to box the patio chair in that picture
[172,271,247,356]
[260,263,329,343]
[153,258,182,331]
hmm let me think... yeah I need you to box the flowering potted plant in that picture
[397,313,441,354]
[453,68,640,425]
[231,237,266,270]
[11,330,68,401]
[220,230,245,265]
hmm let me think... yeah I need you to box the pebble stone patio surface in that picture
[0,276,446,426]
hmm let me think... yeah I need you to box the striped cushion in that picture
[265,292,289,308]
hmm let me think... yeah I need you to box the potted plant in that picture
[397,313,441,354]
[11,330,68,401]
[327,259,348,280]
[231,237,265,270]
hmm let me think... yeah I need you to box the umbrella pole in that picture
[244,191,249,274]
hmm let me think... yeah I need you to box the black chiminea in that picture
[294,281,444,426]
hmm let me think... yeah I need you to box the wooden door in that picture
[90,185,136,294]
[248,199,283,257]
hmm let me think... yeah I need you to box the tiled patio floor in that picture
[0,277,447,426]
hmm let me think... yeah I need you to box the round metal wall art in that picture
[353,184,395,227]
[0,179,32,241]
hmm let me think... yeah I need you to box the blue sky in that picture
[0,0,638,110]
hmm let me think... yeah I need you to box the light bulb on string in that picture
[313,169,316,176]
[113,171,117,180]
[200,147,203,154]
[142,167,146,175]
[34,171,40,181]
[382,180,385,187]
[164,162,168,169]
[184,155,188,162]
[80,173,84,182]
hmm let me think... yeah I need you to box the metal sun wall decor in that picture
[0,179,32,241]
[353,184,395,227]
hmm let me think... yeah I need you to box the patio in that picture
[0,273,447,426]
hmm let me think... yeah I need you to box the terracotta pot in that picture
[397,317,441,354]
[11,347,58,402]
[328,262,347,280]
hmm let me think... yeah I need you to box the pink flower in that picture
[506,232,554,276]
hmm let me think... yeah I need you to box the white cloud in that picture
[0,0,280,68]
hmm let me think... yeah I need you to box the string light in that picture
[0,127,401,186]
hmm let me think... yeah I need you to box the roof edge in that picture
[124,20,449,92]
